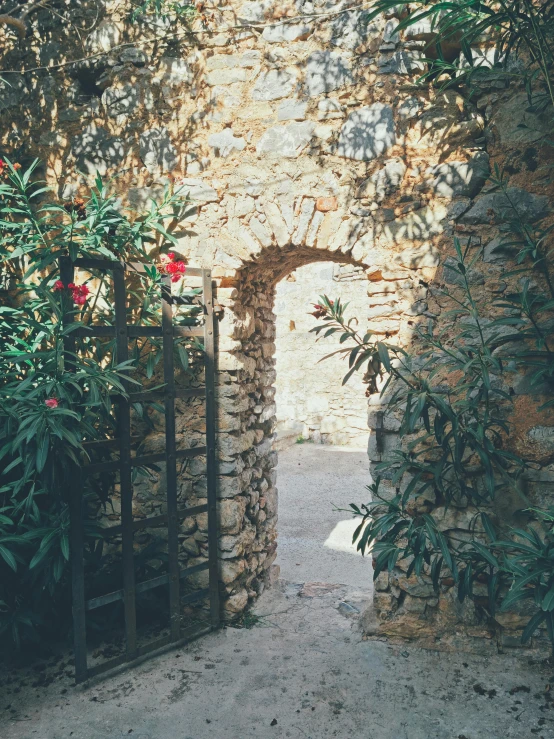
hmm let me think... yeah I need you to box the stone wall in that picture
[275,262,369,448]
[1,0,553,645]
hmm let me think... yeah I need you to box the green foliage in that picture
[313,168,554,650]
[0,160,201,651]
[131,0,197,24]
[362,0,554,108]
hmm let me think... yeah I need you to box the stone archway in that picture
[208,212,427,617]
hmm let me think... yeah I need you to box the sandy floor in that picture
[2,445,553,739]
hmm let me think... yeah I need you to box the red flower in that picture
[45,398,59,409]
[158,253,187,282]
[310,304,328,319]
[53,280,90,305]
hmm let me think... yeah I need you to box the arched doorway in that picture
[212,241,409,619]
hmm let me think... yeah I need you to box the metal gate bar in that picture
[61,257,219,684]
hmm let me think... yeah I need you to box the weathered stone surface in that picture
[206,51,261,70]
[305,51,354,97]
[356,158,406,201]
[428,152,490,198]
[317,98,344,120]
[483,236,515,264]
[206,68,249,86]
[397,96,422,120]
[460,187,549,225]
[85,20,120,52]
[330,9,380,50]
[208,129,247,157]
[119,47,148,66]
[70,125,126,176]
[154,57,193,86]
[179,178,219,204]
[262,23,312,43]
[256,122,315,158]
[102,84,140,117]
[379,204,447,245]
[238,0,274,22]
[277,98,308,121]
[493,92,551,144]
[316,197,338,212]
[337,104,396,161]
[252,69,297,100]
[378,51,425,75]
[394,243,440,269]
[443,256,485,286]
[0,78,27,112]
[139,127,178,174]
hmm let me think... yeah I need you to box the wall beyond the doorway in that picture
[275,262,369,449]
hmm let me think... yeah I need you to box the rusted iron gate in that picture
[60,257,219,684]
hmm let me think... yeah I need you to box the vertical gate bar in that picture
[113,266,137,659]
[60,257,88,683]
[161,276,181,640]
[203,269,220,628]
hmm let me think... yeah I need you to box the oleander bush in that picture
[0,160,199,651]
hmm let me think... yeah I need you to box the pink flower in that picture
[53,280,65,291]
[45,398,59,409]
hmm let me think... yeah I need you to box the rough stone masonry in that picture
[1,0,553,651]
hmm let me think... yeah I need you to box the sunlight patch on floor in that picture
[323,518,366,556]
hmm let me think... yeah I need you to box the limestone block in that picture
[206,51,261,70]
[392,573,435,598]
[218,431,256,457]
[397,96,422,120]
[256,122,316,158]
[139,128,178,174]
[383,18,400,44]
[252,69,297,100]
[154,57,193,86]
[443,257,484,286]
[394,243,440,269]
[70,125,126,176]
[223,589,249,612]
[427,152,490,199]
[306,211,325,247]
[219,529,254,563]
[459,188,549,225]
[220,557,246,584]
[102,83,140,117]
[337,104,396,161]
[318,98,344,120]
[330,9,378,50]
[378,204,447,245]
[356,158,406,201]
[262,23,313,43]
[119,47,149,66]
[85,20,121,53]
[305,51,354,97]
[248,217,273,247]
[238,0,275,23]
[278,99,308,121]
[206,68,249,86]
[316,211,344,250]
[493,92,551,145]
[292,198,316,245]
[208,129,247,158]
[264,201,291,247]
[377,51,425,75]
[350,229,379,263]
[237,225,264,257]
[179,178,219,204]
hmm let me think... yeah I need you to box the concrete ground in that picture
[2,445,553,739]
[276,444,372,588]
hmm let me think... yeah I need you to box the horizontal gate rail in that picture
[62,256,219,684]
